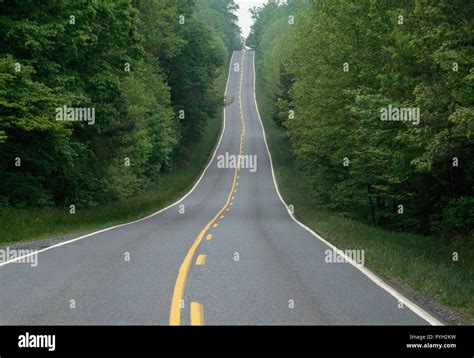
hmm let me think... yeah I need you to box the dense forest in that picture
[0,0,241,208]
[248,0,473,238]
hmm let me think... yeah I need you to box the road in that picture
[0,50,441,325]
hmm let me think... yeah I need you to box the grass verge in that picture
[0,69,227,245]
[256,77,474,324]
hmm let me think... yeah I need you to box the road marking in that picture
[195,255,206,266]
[206,234,213,241]
[250,51,443,326]
[190,302,204,325]
[220,215,224,219]
[232,196,235,200]
[169,51,246,325]
[225,208,230,212]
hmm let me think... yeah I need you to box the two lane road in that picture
[0,50,441,325]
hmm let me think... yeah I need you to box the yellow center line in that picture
[169,51,246,326]
[206,234,213,241]
[190,302,204,326]
[195,254,206,266]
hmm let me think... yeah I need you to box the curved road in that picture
[0,50,441,325]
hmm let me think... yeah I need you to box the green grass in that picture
[0,70,227,245]
[256,78,474,324]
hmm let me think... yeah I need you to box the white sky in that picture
[235,0,267,39]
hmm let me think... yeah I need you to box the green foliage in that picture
[250,0,474,236]
[0,55,73,206]
[168,16,226,144]
[436,197,474,237]
[0,0,230,208]
[194,0,243,52]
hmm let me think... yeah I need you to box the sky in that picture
[235,0,267,39]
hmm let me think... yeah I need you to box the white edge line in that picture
[249,51,443,326]
[0,51,238,268]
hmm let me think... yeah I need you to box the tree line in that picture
[248,0,473,238]
[0,0,242,208]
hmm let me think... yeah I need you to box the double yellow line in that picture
[169,51,246,326]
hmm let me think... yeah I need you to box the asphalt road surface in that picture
[0,50,441,325]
